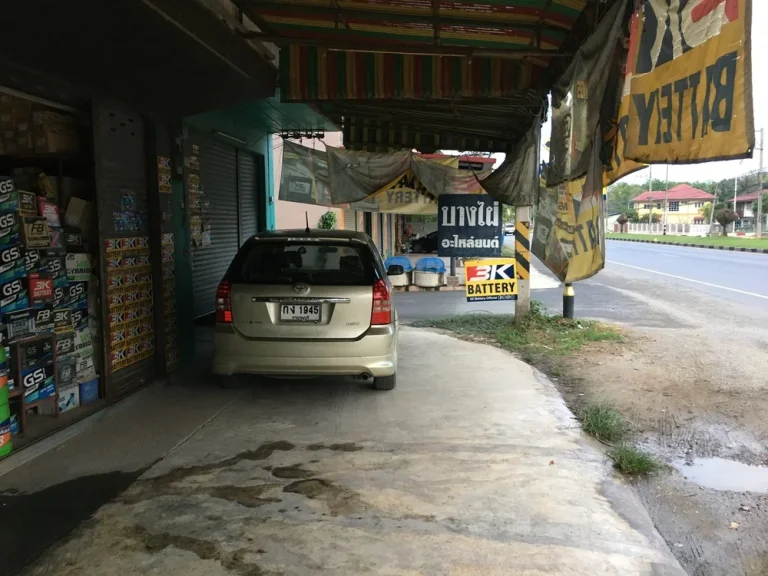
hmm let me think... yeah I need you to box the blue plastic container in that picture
[79,377,100,405]
[414,257,446,274]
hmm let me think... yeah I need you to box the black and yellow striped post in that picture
[563,283,575,319]
[514,220,531,282]
[514,209,531,323]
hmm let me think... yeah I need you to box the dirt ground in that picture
[556,319,768,576]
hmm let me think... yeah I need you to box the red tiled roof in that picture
[728,191,762,203]
[631,184,715,203]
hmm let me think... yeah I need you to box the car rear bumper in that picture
[212,323,397,377]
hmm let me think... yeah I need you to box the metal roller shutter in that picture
[94,102,155,396]
[237,152,258,244]
[342,209,357,231]
[189,132,239,318]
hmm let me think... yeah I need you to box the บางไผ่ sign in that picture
[624,0,754,164]
[464,259,517,302]
[437,194,502,258]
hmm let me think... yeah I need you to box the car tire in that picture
[374,374,396,391]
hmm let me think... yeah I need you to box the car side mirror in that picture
[387,264,405,276]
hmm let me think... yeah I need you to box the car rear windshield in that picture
[227,240,380,286]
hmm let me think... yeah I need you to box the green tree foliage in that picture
[317,210,337,229]
[701,202,713,223]
[715,209,738,236]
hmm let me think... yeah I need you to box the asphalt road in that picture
[605,240,768,310]
[395,239,768,325]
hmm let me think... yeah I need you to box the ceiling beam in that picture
[236,0,570,36]
[240,33,571,58]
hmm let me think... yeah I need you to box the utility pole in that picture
[662,164,669,236]
[758,128,764,238]
[733,174,738,234]
[647,165,653,231]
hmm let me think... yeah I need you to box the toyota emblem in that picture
[293,283,310,295]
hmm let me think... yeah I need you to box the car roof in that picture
[253,229,370,242]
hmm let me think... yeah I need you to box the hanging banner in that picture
[278,141,333,206]
[352,156,461,214]
[533,133,605,283]
[547,0,625,187]
[625,0,754,164]
[437,194,502,258]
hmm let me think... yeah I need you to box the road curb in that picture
[607,237,768,254]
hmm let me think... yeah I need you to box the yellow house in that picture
[631,184,715,225]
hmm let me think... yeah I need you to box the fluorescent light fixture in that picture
[213,130,246,144]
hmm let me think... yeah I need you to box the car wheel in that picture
[374,374,396,391]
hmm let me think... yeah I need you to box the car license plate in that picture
[280,304,321,323]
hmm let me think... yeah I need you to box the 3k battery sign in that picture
[464,259,517,302]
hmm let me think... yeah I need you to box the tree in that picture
[621,208,640,223]
[606,182,644,214]
[317,210,337,229]
[714,208,738,236]
[701,202,713,224]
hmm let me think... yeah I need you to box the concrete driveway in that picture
[23,328,683,576]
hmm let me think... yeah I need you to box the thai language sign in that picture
[625,0,753,164]
[464,259,518,302]
[437,194,502,258]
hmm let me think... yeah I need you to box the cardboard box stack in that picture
[0,94,79,157]
[0,168,97,446]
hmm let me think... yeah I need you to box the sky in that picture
[484,2,766,186]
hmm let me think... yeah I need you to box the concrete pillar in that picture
[515,205,532,324]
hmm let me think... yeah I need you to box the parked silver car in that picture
[212,230,401,390]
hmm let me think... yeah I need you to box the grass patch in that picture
[581,405,628,443]
[607,445,661,476]
[608,233,768,249]
[410,302,622,365]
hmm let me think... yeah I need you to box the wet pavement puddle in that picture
[675,457,768,493]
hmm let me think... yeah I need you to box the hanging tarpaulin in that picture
[547,0,626,187]
[533,131,605,283]
[480,123,539,206]
[624,0,754,164]
[362,156,461,214]
[278,141,333,206]
[327,147,411,206]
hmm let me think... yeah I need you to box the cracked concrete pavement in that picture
[20,328,684,575]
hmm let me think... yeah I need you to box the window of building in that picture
[694,201,704,208]
[643,203,651,210]
[669,201,680,212]
[656,202,662,209]
[694,218,704,224]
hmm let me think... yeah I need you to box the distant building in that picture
[631,184,715,225]
[727,190,767,229]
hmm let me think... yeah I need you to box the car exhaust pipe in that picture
[360,373,372,381]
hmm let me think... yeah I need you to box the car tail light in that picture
[216,280,232,323]
[371,279,391,325]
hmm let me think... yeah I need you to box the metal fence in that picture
[622,223,717,236]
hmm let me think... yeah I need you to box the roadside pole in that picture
[661,164,669,236]
[514,207,531,325]
[758,128,764,238]
[563,283,574,318]
[733,175,738,234]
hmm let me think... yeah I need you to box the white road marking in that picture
[607,260,768,300]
